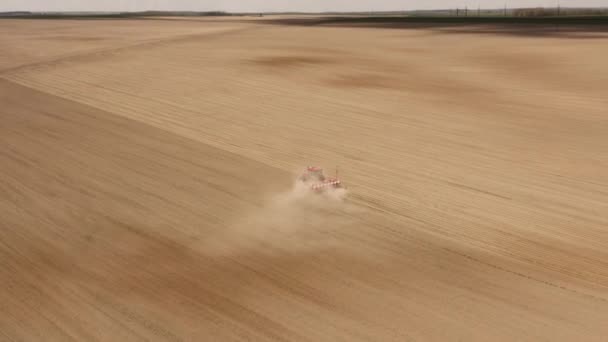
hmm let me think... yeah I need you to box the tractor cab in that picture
[300,166,326,182]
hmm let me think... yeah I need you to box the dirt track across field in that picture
[1,17,608,341]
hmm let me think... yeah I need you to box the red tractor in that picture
[299,166,344,193]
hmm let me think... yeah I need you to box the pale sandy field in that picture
[1,17,608,341]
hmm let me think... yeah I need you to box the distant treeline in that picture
[132,10,232,16]
[2,8,608,19]
[408,7,608,17]
[513,7,608,17]
[0,11,235,18]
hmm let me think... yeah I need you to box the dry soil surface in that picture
[1,17,608,341]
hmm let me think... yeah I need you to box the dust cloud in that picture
[205,175,355,256]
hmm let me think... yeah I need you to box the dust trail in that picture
[205,176,357,256]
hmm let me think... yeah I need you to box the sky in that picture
[2,1,607,13]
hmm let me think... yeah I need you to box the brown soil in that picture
[1,17,608,341]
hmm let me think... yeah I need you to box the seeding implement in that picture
[299,166,344,193]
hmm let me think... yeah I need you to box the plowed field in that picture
[1,17,608,341]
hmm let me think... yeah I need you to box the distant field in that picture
[1,16,608,341]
